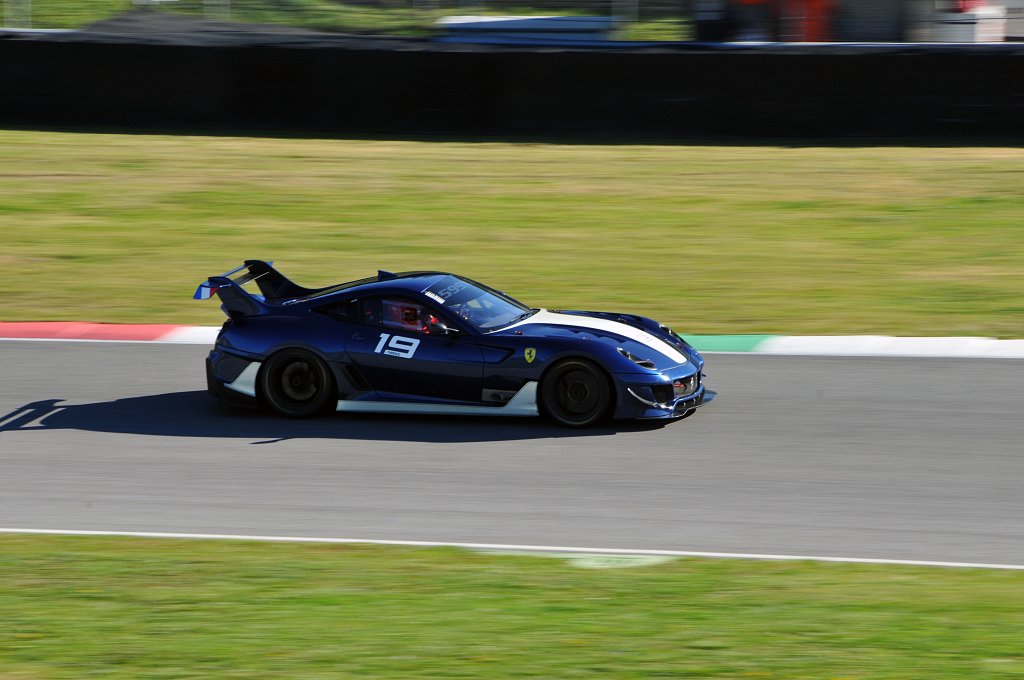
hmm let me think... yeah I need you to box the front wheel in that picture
[259,349,334,418]
[540,359,613,427]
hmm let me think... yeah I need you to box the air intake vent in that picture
[673,374,700,398]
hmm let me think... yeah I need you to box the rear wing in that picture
[193,260,325,319]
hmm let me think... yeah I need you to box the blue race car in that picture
[196,261,714,427]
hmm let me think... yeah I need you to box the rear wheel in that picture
[540,359,613,427]
[259,349,334,418]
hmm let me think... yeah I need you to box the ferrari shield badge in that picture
[524,348,537,363]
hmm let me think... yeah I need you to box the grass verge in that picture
[21,1,692,39]
[2,535,1024,678]
[2,130,1023,336]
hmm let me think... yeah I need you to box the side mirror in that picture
[427,318,459,337]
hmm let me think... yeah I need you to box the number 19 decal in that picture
[374,333,420,359]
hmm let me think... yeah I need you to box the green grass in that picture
[18,0,691,38]
[2,536,1024,678]
[21,0,440,34]
[2,130,1024,336]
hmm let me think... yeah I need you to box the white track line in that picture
[758,335,1024,359]
[1,528,1021,571]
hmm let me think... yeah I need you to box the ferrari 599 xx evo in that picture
[197,261,714,427]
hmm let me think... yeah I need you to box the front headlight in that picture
[617,347,656,369]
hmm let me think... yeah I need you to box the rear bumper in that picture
[206,353,260,408]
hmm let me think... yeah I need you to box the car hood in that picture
[491,309,695,369]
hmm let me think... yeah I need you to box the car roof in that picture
[298,271,452,303]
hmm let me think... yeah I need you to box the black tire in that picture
[540,359,613,427]
[259,349,334,418]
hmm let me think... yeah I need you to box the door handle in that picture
[352,333,366,341]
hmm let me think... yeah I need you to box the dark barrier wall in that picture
[2,34,1023,137]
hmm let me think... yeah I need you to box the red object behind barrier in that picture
[957,0,987,11]
[780,0,833,41]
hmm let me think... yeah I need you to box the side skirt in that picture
[336,382,538,417]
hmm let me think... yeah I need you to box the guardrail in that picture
[1,22,1022,137]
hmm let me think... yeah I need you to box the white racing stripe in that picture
[502,310,689,365]
[1,528,1022,571]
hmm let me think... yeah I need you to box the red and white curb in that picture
[1,322,1024,358]
[0,322,219,344]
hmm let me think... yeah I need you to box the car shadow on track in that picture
[0,392,669,444]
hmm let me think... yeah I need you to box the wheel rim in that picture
[278,360,320,405]
[554,368,602,419]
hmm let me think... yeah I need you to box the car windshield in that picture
[422,276,533,331]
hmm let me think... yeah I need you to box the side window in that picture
[357,298,382,325]
[381,298,426,332]
[354,296,451,335]
[316,299,357,321]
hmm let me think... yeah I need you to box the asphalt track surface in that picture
[2,341,1023,565]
